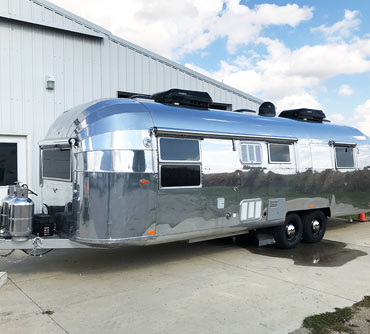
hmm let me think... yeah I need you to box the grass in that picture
[302,296,370,334]
[354,296,370,309]
[303,307,354,334]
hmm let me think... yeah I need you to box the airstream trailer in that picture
[1,89,370,252]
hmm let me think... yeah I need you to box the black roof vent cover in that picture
[279,108,326,123]
[152,89,213,109]
[259,101,276,117]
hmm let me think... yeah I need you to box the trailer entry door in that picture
[156,137,204,235]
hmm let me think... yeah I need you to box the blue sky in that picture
[49,0,370,135]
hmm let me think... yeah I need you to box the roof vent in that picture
[279,108,327,123]
[258,101,276,117]
[152,89,213,109]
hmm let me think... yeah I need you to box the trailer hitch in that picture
[0,237,53,264]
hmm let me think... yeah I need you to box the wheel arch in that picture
[286,207,331,219]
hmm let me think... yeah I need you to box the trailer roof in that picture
[144,100,368,145]
[43,99,369,146]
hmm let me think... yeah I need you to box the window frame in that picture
[158,137,201,163]
[41,147,72,182]
[239,142,263,165]
[334,145,356,169]
[268,143,292,164]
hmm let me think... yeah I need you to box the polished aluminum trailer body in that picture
[38,98,370,247]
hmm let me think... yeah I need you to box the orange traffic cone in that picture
[357,213,367,222]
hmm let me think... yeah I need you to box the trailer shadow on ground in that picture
[0,218,366,276]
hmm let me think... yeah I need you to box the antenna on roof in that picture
[259,102,276,117]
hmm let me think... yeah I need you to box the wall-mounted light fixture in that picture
[46,75,55,90]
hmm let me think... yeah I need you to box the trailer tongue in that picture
[0,236,90,250]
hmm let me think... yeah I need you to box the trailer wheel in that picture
[273,213,303,249]
[302,210,327,243]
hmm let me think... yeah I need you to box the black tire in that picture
[302,210,327,243]
[273,213,303,249]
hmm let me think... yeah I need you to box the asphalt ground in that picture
[1,218,370,334]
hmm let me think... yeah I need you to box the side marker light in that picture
[140,179,149,185]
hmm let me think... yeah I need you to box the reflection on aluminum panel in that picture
[311,144,332,170]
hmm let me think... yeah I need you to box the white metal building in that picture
[0,0,262,206]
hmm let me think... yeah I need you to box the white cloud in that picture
[353,100,370,136]
[288,42,370,78]
[338,84,354,96]
[311,10,361,41]
[187,34,370,110]
[330,113,346,124]
[275,93,323,112]
[49,0,222,59]
[48,0,313,59]
[211,2,313,53]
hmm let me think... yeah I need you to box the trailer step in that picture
[188,230,249,243]
[256,233,276,246]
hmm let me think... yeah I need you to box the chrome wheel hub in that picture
[286,224,296,240]
[312,219,321,233]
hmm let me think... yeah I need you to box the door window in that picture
[42,148,71,181]
[0,136,27,200]
[159,137,201,188]
[0,143,18,186]
[160,165,201,187]
[159,138,200,161]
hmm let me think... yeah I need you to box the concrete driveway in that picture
[1,219,370,334]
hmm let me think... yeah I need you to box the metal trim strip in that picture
[329,140,357,147]
[153,127,298,143]
[39,138,72,148]
[0,13,104,38]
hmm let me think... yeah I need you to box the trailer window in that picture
[335,147,354,168]
[240,143,262,164]
[42,149,71,181]
[159,138,200,161]
[160,165,201,188]
[269,144,290,163]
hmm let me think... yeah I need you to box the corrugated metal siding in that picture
[0,18,103,209]
[106,36,260,109]
[0,0,105,37]
[0,0,262,209]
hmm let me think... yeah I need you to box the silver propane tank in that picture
[0,185,16,236]
[8,187,35,241]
